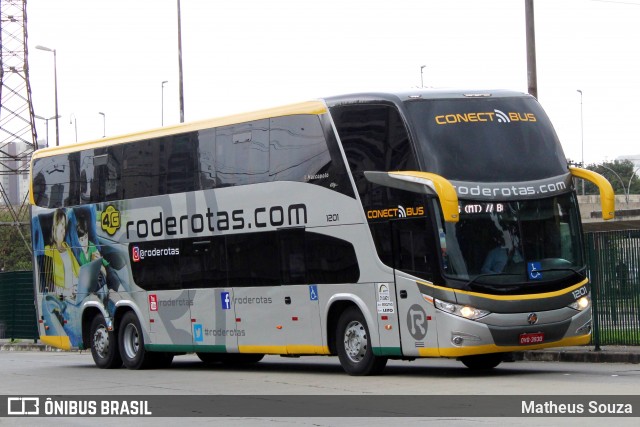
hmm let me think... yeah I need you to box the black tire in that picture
[197,353,264,365]
[118,311,152,370]
[222,354,264,364]
[89,313,122,369]
[460,353,503,370]
[336,306,387,376]
[197,353,226,364]
[150,352,174,369]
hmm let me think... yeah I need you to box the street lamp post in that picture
[70,113,78,142]
[420,65,426,88]
[577,89,584,195]
[36,45,60,146]
[600,164,628,204]
[98,112,106,138]
[34,114,60,147]
[161,80,168,126]
[625,167,640,203]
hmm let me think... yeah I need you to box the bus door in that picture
[189,288,239,353]
[233,229,323,355]
[391,217,440,357]
[146,289,195,348]
[180,238,238,353]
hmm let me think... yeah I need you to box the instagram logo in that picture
[132,246,141,262]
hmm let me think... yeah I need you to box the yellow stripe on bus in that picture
[39,335,72,350]
[418,334,591,358]
[417,278,589,301]
[238,344,330,355]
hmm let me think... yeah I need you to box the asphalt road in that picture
[0,351,638,426]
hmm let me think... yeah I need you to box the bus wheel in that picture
[197,353,226,364]
[89,313,122,369]
[119,311,150,370]
[459,353,503,370]
[336,307,387,376]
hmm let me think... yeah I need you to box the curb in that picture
[518,349,640,364]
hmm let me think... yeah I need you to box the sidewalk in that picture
[1,339,639,364]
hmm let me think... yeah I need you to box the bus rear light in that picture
[384,325,393,330]
[276,325,283,330]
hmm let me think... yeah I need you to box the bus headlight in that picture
[435,299,490,320]
[568,295,591,311]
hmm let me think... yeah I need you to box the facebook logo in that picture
[221,292,231,310]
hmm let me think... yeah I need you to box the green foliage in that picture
[583,160,640,196]
[0,207,32,272]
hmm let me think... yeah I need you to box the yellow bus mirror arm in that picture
[388,171,459,223]
[569,166,615,220]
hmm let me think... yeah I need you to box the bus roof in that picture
[32,89,531,161]
[31,100,327,160]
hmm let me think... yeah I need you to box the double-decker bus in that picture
[29,90,614,375]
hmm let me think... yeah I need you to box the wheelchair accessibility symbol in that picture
[528,262,543,280]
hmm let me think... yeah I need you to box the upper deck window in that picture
[405,96,568,182]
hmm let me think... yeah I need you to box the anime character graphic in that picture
[34,206,116,347]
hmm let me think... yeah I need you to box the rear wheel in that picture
[336,307,387,376]
[197,353,264,365]
[459,353,503,370]
[89,313,122,369]
[119,311,152,370]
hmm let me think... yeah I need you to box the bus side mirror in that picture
[364,170,459,223]
[569,166,615,220]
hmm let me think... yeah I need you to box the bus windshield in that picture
[404,96,568,182]
[439,193,585,288]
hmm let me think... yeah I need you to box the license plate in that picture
[519,332,544,345]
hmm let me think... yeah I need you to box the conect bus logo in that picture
[434,109,537,125]
[367,205,424,220]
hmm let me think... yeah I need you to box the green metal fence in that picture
[585,231,640,346]
[0,271,38,341]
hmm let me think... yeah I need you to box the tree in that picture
[583,160,640,198]
[0,207,32,271]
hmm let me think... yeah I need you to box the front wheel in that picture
[119,311,152,370]
[89,313,122,369]
[336,307,387,376]
[459,353,503,370]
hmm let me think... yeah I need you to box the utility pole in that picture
[525,0,538,99]
[177,0,185,123]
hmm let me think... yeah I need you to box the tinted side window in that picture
[216,120,269,186]
[167,133,198,193]
[331,104,417,204]
[180,237,227,288]
[306,232,360,283]
[269,115,330,182]
[197,129,216,190]
[32,153,79,208]
[90,146,123,203]
[122,140,161,199]
[226,232,280,286]
[130,240,181,290]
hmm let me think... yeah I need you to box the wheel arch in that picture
[325,293,378,355]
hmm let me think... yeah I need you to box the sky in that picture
[26,0,640,166]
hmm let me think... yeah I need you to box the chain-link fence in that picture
[586,230,640,346]
[0,271,37,341]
